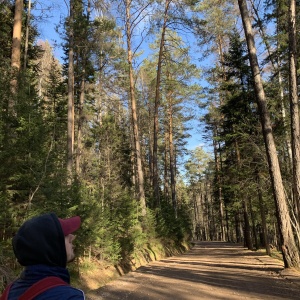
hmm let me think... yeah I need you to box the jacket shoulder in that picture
[35,285,85,299]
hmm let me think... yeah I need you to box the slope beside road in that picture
[86,241,300,300]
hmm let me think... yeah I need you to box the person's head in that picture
[12,213,81,268]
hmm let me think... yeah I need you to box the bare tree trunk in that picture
[23,0,31,70]
[213,128,225,241]
[130,129,137,194]
[249,197,258,249]
[67,0,75,176]
[67,0,75,178]
[250,0,293,168]
[76,78,85,176]
[278,69,293,168]
[169,117,177,216]
[236,139,253,249]
[166,75,177,216]
[206,181,215,240]
[75,0,90,177]
[125,0,146,216]
[238,0,299,268]
[289,0,300,223]
[243,199,253,250]
[140,70,153,192]
[235,211,242,243]
[193,193,198,240]
[153,0,171,206]
[215,34,226,241]
[10,0,23,100]
[148,104,153,189]
[203,191,209,240]
[163,130,170,201]
[256,172,271,255]
[11,0,23,71]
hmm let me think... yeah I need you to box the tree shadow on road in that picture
[87,241,299,300]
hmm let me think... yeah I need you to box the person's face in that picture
[65,234,76,263]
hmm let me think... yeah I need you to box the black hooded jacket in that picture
[7,213,85,299]
[12,213,67,268]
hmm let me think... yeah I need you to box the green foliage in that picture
[185,146,212,183]
[155,199,192,244]
[0,0,202,283]
[0,2,13,67]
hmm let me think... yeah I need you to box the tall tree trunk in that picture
[10,0,23,100]
[215,33,226,241]
[193,193,199,240]
[235,211,242,243]
[288,0,300,223]
[125,0,146,216]
[23,0,31,70]
[203,189,209,240]
[153,0,171,206]
[250,0,293,168]
[213,128,225,241]
[243,199,253,250]
[224,201,230,241]
[76,78,85,176]
[238,0,300,268]
[140,70,153,189]
[169,123,176,217]
[236,139,253,249]
[167,75,177,216]
[11,0,23,70]
[278,68,293,168]
[76,0,90,177]
[67,0,75,178]
[249,197,258,249]
[207,181,215,240]
[163,130,170,201]
[148,104,153,189]
[256,171,271,255]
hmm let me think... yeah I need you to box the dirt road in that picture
[86,241,300,299]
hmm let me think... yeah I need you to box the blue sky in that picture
[32,0,211,155]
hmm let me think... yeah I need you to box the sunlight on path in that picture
[86,241,300,300]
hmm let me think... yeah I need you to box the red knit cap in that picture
[58,216,81,236]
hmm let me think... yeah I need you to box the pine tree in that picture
[238,0,300,268]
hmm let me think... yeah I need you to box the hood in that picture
[12,213,67,268]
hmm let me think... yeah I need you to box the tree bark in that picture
[23,0,31,70]
[67,0,75,178]
[243,199,253,250]
[256,172,271,255]
[215,33,226,241]
[153,0,171,206]
[10,0,23,99]
[238,0,299,268]
[163,130,170,200]
[250,0,293,168]
[236,139,253,250]
[11,0,23,70]
[213,127,225,241]
[125,0,146,216]
[76,77,85,176]
[76,0,90,177]
[166,72,177,216]
[288,0,300,223]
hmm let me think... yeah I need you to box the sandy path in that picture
[86,241,300,300]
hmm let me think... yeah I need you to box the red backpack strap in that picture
[19,276,69,300]
[0,283,13,300]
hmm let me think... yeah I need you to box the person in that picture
[7,212,85,299]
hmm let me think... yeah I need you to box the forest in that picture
[1,0,300,291]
